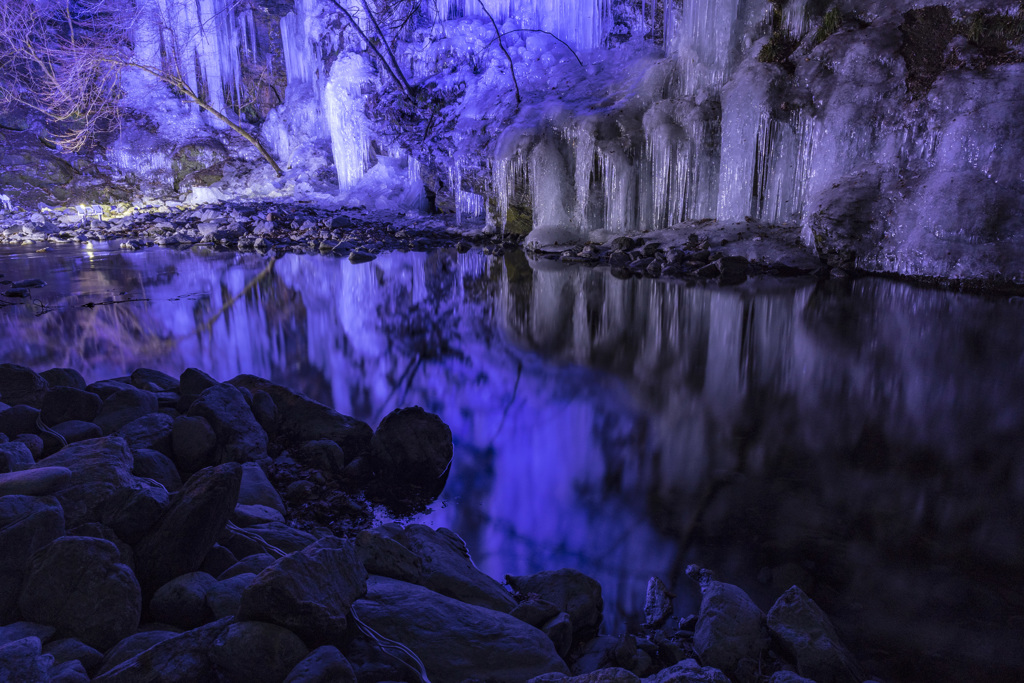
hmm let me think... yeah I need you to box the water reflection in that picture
[2,242,1023,682]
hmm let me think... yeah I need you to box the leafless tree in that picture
[0,0,283,175]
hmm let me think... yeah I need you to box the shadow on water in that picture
[2,241,1023,682]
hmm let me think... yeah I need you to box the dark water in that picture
[2,241,1023,682]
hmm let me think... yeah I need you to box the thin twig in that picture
[327,0,413,101]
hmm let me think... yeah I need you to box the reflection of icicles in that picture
[325,55,371,191]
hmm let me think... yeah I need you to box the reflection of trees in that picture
[499,262,1024,683]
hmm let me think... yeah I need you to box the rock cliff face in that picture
[1,0,1021,284]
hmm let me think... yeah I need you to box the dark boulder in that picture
[86,380,133,401]
[172,414,218,473]
[177,367,218,412]
[360,524,516,613]
[283,645,356,683]
[239,462,285,514]
[46,421,103,453]
[150,572,218,629]
[0,364,49,408]
[132,448,182,492]
[39,368,87,391]
[767,586,863,683]
[370,407,452,496]
[42,637,104,672]
[0,467,73,497]
[115,413,174,456]
[229,374,372,458]
[687,566,769,683]
[206,573,256,619]
[18,536,141,651]
[91,617,232,683]
[238,537,367,644]
[507,568,604,644]
[0,441,35,472]
[353,576,569,683]
[94,387,159,434]
[94,630,178,676]
[130,368,179,392]
[209,620,309,683]
[0,495,65,622]
[0,404,41,439]
[292,439,347,480]
[134,462,242,596]
[39,387,102,426]
[187,384,268,466]
[0,636,53,683]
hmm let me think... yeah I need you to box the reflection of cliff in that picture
[500,261,1024,683]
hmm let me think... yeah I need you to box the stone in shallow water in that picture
[370,406,453,497]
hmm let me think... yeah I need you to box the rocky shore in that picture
[0,362,872,682]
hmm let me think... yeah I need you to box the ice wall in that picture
[431,0,612,50]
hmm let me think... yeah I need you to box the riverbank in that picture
[0,363,870,682]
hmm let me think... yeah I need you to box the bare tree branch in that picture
[476,0,520,105]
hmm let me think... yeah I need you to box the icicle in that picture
[494,145,528,232]
[433,0,611,50]
[530,138,573,230]
[598,142,636,234]
[324,54,372,191]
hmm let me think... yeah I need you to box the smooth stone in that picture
[150,572,218,630]
[231,503,285,526]
[132,448,182,491]
[238,461,285,514]
[362,524,516,613]
[115,412,174,456]
[507,568,604,643]
[0,364,49,408]
[93,387,159,434]
[0,496,65,621]
[91,618,232,682]
[0,404,41,439]
[199,544,237,578]
[42,638,104,671]
[187,384,268,466]
[353,575,569,683]
[38,368,86,391]
[39,387,102,426]
[171,414,217,473]
[48,420,103,450]
[130,368,179,392]
[14,433,43,459]
[370,406,452,495]
[0,622,57,647]
[219,553,276,581]
[238,537,367,644]
[177,367,218,412]
[206,573,256,619]
[0,467,72,496]
[688,566,769,683]
[85,380,133,401]
[0,636,53,683]
[0,441,35,472]
[18,536,141,651]
[767,586,864,683]
[229,374,373,459]
[283,645,356,683]
[33,436,136,529]
[134,462,242,596]
[209,620,309,683]
[94,631,178,676]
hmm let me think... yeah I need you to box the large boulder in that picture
[209,620,309,683]
[206,573,256,619]
[0,636,53,683]
[132,448,182,492]
[134,462,242,596]
[94,631,178,676]
[39,368,86,391]
[171,414,218,473]
[0,364,49,408]
[92,617,232,683]
[283,646,356,683]
[0,467,73,497]
[0,495,65,622]
[687,567,769,683]
[643,660,731,683]
[370,407,452,496]
[32,437,139,530]
[93,387,159,434]
[238,537,368,644]
[0,441,35,472]
[767,586,863,683]
[353,576,569,683]
[130,368,179,392]
[115,413,174,457]
[0,404,41,439]
[239,462,285,514]
[18,536,141,651]
[359,524,516,613]
[507,569,604,643]
[39,387,102,426]
[187,384,268,466]
[150,572,218,629]
[229,374,372,457]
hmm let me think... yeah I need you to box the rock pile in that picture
[1,363,869,683]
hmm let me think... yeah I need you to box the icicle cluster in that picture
[430,0,612,50]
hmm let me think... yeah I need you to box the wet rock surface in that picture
[0,364,872,682]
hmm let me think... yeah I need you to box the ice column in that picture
[325,54,372,190]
